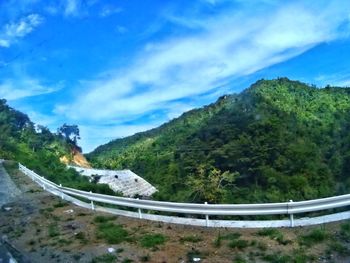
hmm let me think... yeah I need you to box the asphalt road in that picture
[0,163,20,207]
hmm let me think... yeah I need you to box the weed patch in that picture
[140,234,166,248]
[96,222,128,244]
[298,228,328,247]
[91,254,117,263]
[180,235,202,243]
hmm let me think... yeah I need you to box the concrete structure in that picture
[19,163,350,228]
[68,166,157,197]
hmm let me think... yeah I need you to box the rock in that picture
[107,247,116,253]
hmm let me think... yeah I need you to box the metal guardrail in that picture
[18,163,350,228]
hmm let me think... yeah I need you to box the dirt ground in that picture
[1,162,350,263]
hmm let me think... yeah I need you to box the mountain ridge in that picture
[87,78,350,204]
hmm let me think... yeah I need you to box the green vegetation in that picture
[96,222,129,244]
[93,215,117,223]
[256,228,290,245]
[298,228,328,247]
[0,99,115,195]
[339,221,350,241]
[48,223,59,238]
[87,78,350,204]
[90,254,117,263]
[140,233,167,248]
[179,234,202,243]
[228,239,249,250]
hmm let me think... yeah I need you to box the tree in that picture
[57,124,80,145]
[187,165,239,203]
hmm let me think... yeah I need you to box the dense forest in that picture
[88,78,350,204]
[0,99,114,195]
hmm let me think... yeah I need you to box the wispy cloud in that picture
[63,0,81,17]
[0,14,43,48]
[99,5,123,18]
[0,78,62,101]
[57,1,350,124]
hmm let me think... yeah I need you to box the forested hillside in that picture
[0,99,114,195]
[88,78,350,203]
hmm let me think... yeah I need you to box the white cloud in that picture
[99,5,123,17]
[0,14,43,48]
[57,0,350,127]
[64,0,80,16]
[116,25,127,34]
[0,78,62,101]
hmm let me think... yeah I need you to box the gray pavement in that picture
[0,163,20,207]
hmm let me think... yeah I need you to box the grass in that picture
[48,223,59,238]
[213,232,222,248]
[327,241,349,256]
[298,228,328,247]
[93,215,117,223]
[140,234,166,248]
[96,222,129,244]
[57,238,73,246]
[234,254,248,263]
[90,254,117,263]
[140,254,150,262]
[180,235,202,243]
[228,239,249,250]
[256,228,290,245]
[52,201,69,208]
[75,232,88,244]
[339,221,350,242]
[262,253,292,263]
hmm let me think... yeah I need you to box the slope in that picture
[87,78,350,203]
[0,99,113,195]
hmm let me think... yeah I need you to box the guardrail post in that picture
[42,176,46,190]
[90,191,95,210]
[59,184,64,200]
[289,200,294,227]
[137,198,142,219]
[205,202,209,227]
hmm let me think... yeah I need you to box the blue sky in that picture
[1,0,350,152]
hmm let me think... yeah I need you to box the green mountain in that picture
[87,78,350,203]
[0,99,114,195]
